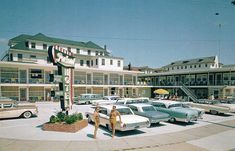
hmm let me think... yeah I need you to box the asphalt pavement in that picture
[0,102,235,151]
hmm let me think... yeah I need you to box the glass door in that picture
[20,88,27,101]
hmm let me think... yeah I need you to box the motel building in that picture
[138,56,235,101]
[0,33,142,102]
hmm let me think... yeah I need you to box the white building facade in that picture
[0,33,141,101]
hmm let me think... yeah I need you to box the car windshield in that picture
[142,106,155,112]
[168,103,183,108]
[126,99,148,104]
[182,104,190,108]
[116,108,133,115]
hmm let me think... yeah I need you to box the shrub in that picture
[56,112,66,122]
[75,112,83,120]
[49,115,60,123]
[65,114,78,124]
[48,112,83,124]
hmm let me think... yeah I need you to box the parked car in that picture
[73,94,103,104]
[127,103,170,125]
[116,97,150,105]
[85,105,150,131]
[190,99,235,115]
[0,100,38,119]
[151,100,199,123]
[181,102,205,119]
[91,96,120,105]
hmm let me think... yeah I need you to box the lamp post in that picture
[215,12,221,67]
[232,0,235,5]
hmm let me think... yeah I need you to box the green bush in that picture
[56,112,66,122]
[49,115,60,123]
[75,112,83,120]
[65,114,78,124]
[48,112,83,124]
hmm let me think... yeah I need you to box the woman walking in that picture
[93,106,100,139]
[109,105,122,138]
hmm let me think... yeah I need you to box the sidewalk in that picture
[0,119,234,151]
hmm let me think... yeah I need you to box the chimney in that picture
[104,45,107,50]
[128,63,131,71]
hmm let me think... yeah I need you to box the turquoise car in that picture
[151,100,199,123]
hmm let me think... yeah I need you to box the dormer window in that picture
[76,48,80,54]
[25,42,29,47]
[43,44,47,50]
[31,42,36,49]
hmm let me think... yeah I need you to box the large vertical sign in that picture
[48,45,75,113]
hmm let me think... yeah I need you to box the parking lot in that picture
[0,102,235,141]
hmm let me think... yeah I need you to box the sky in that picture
[0,0,235,68]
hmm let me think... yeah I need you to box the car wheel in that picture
[169,117,176,123]
[106,124,112,132]
[22,111,32,119]
[87,115,93,123]
[210,110,218,115]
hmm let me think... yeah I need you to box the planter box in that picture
[42,119,88,133]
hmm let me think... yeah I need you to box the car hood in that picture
[217,104,235,109]
[118,115,149,124]
[171,107,198,115]
[144,111,170,118]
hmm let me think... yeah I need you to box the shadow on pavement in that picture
[87,133,94,139]
[115,129,145,137]
[36,124,43,128]
[167,121,197,127]
[149,123,166,128]
[205,112,234,117]
[200,120,235,128]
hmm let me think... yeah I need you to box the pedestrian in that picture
[109,105,122,138]
[93,106,100,139]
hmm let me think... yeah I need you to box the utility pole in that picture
[215,12,221,67]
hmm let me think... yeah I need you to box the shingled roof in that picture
[9,33,105,51]
[164,56,216,67]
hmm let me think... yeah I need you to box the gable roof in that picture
[164,56,216,67]
[9,33,105,51]
[8,34,31,46]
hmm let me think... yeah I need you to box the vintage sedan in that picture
[116,97,150,105]
[85,105,150,131]
[127,103,170,125]
[151,100,199,123]
[0,100,38,119]
[189,99,235,115]
[74,93,103,105]
[181,102,205,119]
[91,96,120,105]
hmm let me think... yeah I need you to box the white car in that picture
[190,99,235,115]
[181,102,205,119]
[85,105,150,131]
[0,100,38,119]
[116,97,150,105]
[91,96,120,105]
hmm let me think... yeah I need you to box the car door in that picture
[98,108,109,126]
[128,105,139,115]
[1,103,18,118]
